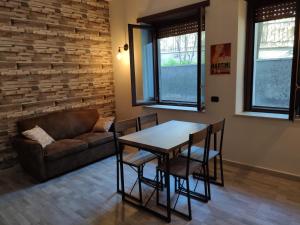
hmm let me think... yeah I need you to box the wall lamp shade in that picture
[116,43,129,60]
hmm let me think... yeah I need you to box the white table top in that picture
[118,120,208,154]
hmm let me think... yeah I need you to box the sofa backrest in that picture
[18,109,99,140]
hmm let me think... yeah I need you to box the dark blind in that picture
[157,15,206,39]
[253,0,297,22]
[157,20,202,39]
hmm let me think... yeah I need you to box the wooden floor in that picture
[0,156,299,225]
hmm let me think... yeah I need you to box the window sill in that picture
[145,104,199,112]
[235,111,289,120]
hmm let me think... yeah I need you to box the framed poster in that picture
[211,43,231,75]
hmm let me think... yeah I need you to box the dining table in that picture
[117,120,208,222]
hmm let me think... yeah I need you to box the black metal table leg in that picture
[116,153,122,193]
[119,145,125,200]
[166,153,171,223]
[117,148,171,223]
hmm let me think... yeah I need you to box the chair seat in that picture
[157,157,201,178]
[123,150,157,167]
[180,146,219,162]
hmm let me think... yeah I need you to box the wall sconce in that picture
[117,43,129,60]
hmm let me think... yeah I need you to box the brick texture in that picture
[0,0,115,169]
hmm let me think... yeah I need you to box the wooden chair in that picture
[138,113,165,189]
[113,118,157,203]
[181,119,225,193]
[156,126,211,220]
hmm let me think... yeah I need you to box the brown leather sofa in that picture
[12,109,116,181]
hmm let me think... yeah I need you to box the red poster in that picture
[211,43,231,75]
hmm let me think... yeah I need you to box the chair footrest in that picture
[123,197,171,222]
[141,176,163,189]
[193,173,224,187]
[123,192,142,202]
[175,188,209,202]
[157,202,192,221]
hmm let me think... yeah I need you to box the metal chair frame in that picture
[156,127,211,220]
[138,113,165,189]
[138,113,159,130]
[193,119,226,187]
[114,118,157,203]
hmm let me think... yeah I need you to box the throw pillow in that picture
[93,116,115,132]
[22,125,55,148]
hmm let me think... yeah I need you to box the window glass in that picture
[158,32,204,104]
[252,18,295,109]
[131,27,155,104]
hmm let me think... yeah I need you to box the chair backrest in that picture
[210,119,225,153]
[138,113,158,130]
[113,118,138,150]
[114,118,138,135]
[185,126,210,177]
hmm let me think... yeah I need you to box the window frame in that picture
[128,2,208,111]
[244,0,297,115]
[128,24,158,106]
[156,16,203,109]
[289,0,300,120]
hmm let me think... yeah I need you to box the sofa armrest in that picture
[11,136,47,181]
[12,136,45,157]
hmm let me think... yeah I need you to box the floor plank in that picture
[0,156,299,225]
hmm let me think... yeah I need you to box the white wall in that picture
[110,0,300,176]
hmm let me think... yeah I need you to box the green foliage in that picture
[161,58,177,67]
[161,58,197,67]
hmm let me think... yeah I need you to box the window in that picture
[244,0,299,115]
[158,33,198,104]
[158,32,206,106]
[128,1,209,111]
[252,18,295,109]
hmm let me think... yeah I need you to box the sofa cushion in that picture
[75,132,114,148]
[18,109,99,140]
[45,139,88,161]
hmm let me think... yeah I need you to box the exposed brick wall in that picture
[0,0,115,169]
